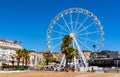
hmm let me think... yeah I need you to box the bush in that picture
[64,67,69,72]
[87,70,90,72]
[91,67,95,72]
[13,67,17,70]
[19,66,25,70]
[2,64,11,68]
[19,66,29,70]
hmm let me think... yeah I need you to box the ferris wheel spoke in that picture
[50,37,63,41]
[51,42,62,50]
[56,22,69,33]
[76,16,88,32]
[78,31,99,36]
[62,17,71,32]
[81,16,89,25]
[78,37,97,43]
[70,13,73,32]
[74,13,80,32]
[77,38,93,51]
[78,22,95,33]
[76,23,82,33]
[51,30,67,35]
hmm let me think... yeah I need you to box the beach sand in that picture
[0,71,120,77]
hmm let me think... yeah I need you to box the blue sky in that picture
[0,0,120,51]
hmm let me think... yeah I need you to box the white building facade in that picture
[29,51,42,67]
[0,38,22,66]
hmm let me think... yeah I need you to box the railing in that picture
[104,67,120,73]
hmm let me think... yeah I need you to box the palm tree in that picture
[11,54,15,69]
[90,52,93,59]
[24,49,30,67]
[21,49,30,67]
[43,52,53,65]
[45,57,50,65]
[61,35,74,69]
[21,49,25,66]
[16,49,22,69]
[91,45,97,59]
[106,52,110,58]
[92,44,96,52]
[74,49,79,59]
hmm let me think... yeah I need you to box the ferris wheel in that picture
[47,8,104,53]
[47,8,104,70]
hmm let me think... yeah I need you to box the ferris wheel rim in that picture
[47,8,104,52]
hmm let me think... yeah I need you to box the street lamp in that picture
[117,60,119,68]
[0,57,3,70]
[92,44,96,58]
[92,44,96,52]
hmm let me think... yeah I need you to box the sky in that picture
[0,0,120,51]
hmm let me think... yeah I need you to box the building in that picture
[83,51,91,59]
[89,51,120,67]
[29,51,41,67]
[29,50,62,67]
[0,38,22,66]
[108,51,120,58]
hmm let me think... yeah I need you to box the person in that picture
[54,67,57,71]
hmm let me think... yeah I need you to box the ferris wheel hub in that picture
[70,33,75,39]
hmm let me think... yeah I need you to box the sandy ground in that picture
[0,71,120,77]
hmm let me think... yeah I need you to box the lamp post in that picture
[0,58,2,70]
[92,44,96,59]
[116,60,119,72]
[92,45,96,52]
[117,60,119,68]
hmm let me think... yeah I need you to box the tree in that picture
[16,49,22,69]
[61,35,74,69]
[24,49,30,67]
[11,54,16,69]
[21,49,30,67]
[16,49,30,70]
[45,58,50,65]
[105,53,110,58]
[90,52,98,59]
[92,44,96,52]
[44,52,53,65]
[21,49,25,66]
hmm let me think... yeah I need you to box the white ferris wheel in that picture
[47,8,104,71]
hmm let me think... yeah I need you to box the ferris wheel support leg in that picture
[59,54,66,71]
[74,56,78,72]
[73,38,88,71]
[73,40,78,72]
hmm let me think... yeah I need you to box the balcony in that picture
[0,42,22,49]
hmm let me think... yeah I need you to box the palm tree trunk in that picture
[25,58,28,67]
[22,57,24,66]
[17,58,20,69]
[65,56,68,68]
[13,61,14,68]
[64,55,69,72]
[12,61,15,69]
